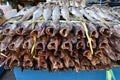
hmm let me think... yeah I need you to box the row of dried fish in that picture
[1,2,119,26]
[0,49,118,71]
[1,21,119,38]
[0,1,120,71]
[0,23,120,71]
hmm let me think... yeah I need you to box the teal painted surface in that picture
[0,66,4,75]
[14,67,120,80]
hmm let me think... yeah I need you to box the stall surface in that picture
[0,66,4,75]
[14,67,120,80]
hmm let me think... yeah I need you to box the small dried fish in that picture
[52,4,60,22]
[43,4,52,21]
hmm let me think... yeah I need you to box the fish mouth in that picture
[11,59,20,66]
[23,42,29,49]
[47,42,56,50]
[9,44,15,50]
[16,28,23,35]
[36,43,44,50]
[31,30,38,36]
[60,28,68,37]
[76,30,83,38]
[3,28,10,35]
[76,41,84,49]
[99,42,108,49]
[91,31,98,38]
[46,27,55,36]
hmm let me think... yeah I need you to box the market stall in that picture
[0,0,120,80]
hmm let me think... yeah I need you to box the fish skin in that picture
[23,37,34,49]
[43,4,52,21]
[8,36,24,51]
[9,53,20,69]
[73,23,85,39]
[70,7,84,20]
[17,6,38,23]
[87,22,99,38]
[85,8,102,21]
[0,36,13,52]
[30,22,46,38]
[47,37,61,53]
[45,22,60,37]
[79,8,96,22]
[61,6,70,21]
[52,5,60,22]
[59,22,72,37]
[32,7,43,22]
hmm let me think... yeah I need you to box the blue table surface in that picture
[14,67,120,80]
[0,66,4,75]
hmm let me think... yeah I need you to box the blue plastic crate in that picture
[0,66,4,75]
[13,67,120,80]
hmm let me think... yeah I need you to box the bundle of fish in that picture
[0,1,120,72]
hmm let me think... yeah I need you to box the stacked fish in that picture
[0,1,120,71]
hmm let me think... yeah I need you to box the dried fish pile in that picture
[0,2,120,71]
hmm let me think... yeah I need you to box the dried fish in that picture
[43,4,52,21]
[52,4,60,22]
